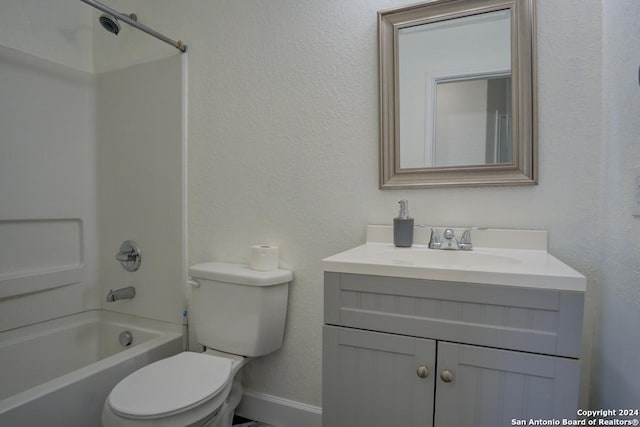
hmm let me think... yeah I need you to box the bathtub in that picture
[0,310,183,426]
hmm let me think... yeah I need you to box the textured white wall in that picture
[591,0,640,407]
[0,0,93,73]
[93,0,603,407]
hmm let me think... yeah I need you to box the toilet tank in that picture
[189,262,292,357]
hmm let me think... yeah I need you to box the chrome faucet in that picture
[458,229,474,251]
[441,228,460,250]
[429,228,442,249]
[429,227,482,251]
[106,286,136,302]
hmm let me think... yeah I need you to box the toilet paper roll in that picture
[249,245,279,271]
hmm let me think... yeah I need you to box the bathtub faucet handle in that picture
[115,240,141,272]
[115,249,136,262]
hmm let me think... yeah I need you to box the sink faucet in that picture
[459,229,473,251]
[441,228,459,250]
[429,228,442,249]
[429,227,482,251]
[106,286,136,302]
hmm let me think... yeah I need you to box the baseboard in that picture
[236,390,322,427]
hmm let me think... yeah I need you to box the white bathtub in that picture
[0,310,183,426]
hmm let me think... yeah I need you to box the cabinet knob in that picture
[440,369,454,383]
[416,365,429,378]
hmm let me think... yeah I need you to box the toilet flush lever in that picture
[188,280,200,288]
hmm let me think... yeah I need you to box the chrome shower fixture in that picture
[115,240,141,272]
[99,12,137,36]
[80,0,187,52]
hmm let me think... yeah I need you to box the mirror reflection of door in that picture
[398,9,511,169]
[434,75,511,167]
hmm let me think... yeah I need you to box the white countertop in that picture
[322,227,586,292]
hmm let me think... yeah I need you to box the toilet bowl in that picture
[102,262,292,427]
[102,350,247,427]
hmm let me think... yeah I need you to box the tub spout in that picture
[106,286,136,302]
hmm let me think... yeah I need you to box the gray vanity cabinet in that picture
[322,272,584,427]
[434,342,580,426]
[323,326,436,427]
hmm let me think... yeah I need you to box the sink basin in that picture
[322,226,586,291]
[383,249,520,268]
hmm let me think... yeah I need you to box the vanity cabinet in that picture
[322,272,584,427]
[323,326,436,427]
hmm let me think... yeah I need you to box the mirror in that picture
[379,0,536,188]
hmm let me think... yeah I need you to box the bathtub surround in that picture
[0,45,99,332]
[0,52,187,424]
[0,0,97,330]
[1,3,188,424]
[0,44,186,329]
[97,55,187,324]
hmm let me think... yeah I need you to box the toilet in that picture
[102,262,292,427]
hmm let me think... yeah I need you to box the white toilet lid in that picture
[108,352,232,418]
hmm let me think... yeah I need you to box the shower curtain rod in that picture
[80,0,187,53]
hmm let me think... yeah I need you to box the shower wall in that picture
[0,46,99,332]
[96,56,186,324]
[0,1,186,332]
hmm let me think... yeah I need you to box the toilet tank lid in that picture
[189,262,293,286]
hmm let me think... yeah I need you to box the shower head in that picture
[99,14,120,35]
[99,12,137,36]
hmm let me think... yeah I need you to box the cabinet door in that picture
[323,325,436,427]
[434,342,581,427]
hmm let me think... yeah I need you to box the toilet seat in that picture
[108,352,233,419]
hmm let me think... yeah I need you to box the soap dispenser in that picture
[393,200,414,247]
